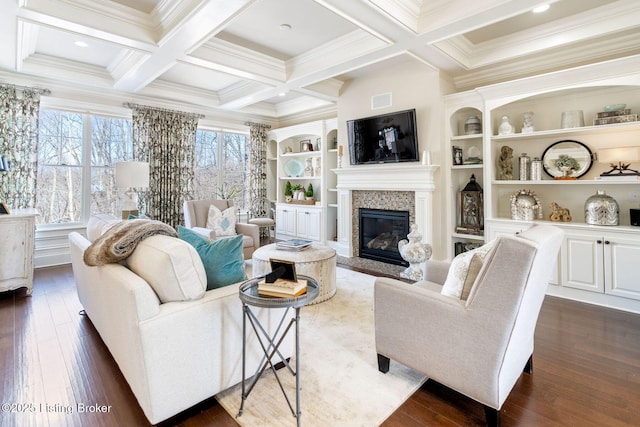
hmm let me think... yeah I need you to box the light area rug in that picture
[215,267,427,426]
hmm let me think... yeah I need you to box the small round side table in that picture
[237,275,319,427]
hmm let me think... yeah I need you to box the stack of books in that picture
[593,109,637,126]
[258,277,308,298]
[276,239,312,251]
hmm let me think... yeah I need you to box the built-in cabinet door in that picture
[561,231,604,293]
[0,219,29,282]
[297,208,321,241]
[605,235,640,300]
[276,205,296,236]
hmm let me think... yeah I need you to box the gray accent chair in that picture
[183,199,260,259]
[374,224,564,427]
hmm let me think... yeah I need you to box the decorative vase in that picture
[521,112,534,133]
[398,224,432,281]
[585,190,619,225]
[498,115,515,135]
[561,110,585,128]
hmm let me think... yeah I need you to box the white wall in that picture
[337,59,451,260]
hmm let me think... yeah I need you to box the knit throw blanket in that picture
[83,219,177,266]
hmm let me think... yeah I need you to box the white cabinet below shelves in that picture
[562,230,640,300]
[275,204,322,242]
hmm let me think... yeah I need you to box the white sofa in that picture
[68,215,293,424]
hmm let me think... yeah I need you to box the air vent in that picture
[371,92,392,110]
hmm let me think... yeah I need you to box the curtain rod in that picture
[245,121,271,129]
[123,102,205,119]
[0,83,51,95]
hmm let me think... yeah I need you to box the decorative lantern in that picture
[456,174,484,235]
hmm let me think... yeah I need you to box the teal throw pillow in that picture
[177,226,247,290]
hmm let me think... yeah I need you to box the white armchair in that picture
[374,224,563,426]
[183,199,260,259]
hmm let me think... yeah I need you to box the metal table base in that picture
[238,276,318,426]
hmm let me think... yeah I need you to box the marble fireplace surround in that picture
[333,163,439,258]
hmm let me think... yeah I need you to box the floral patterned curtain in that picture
[247,122,271,219]
[130,104,200,228]
[0,85,42,209]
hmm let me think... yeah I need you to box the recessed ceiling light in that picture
[74,41,89,48]
[532,4,550,13]
[278,92,287,97]
[279,24,291,31]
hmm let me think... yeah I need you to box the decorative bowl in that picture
[603,104,626,112]
[284,159,304,177]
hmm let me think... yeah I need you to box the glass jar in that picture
[519,153,531,181]
[464,116,482,135]
[531,157,542,180]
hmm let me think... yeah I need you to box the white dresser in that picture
[0,208,38,295]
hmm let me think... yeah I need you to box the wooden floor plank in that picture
[2,264,640,426]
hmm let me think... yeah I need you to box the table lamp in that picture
[598,147,640,176]
[115,161,149,219]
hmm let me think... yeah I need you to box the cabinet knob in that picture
[604,240,611,245]
[597,240,602,244]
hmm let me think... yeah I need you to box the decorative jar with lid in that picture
[584,190,619,226]
[464,116,482,135]
[398,224,432,281]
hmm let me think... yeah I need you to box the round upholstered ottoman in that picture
[252,243,336,304]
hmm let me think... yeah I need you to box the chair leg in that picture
[523,355,533,374]
[377,354,390,373]
[484,406,500,427]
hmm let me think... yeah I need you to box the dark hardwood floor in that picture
[1,264,639,426]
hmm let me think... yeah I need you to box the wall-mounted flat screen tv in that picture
[347,109,419,165]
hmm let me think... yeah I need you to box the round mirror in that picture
[542,140,593,179]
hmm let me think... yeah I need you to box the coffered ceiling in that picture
[1,0,638,122]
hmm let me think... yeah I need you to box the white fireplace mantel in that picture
[333,164,439,192]
[332,163,439,258]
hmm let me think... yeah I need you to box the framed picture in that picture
[267,258,298,283]
[0,202,10,214]
[300,140,313,152]
[452,146,463,165]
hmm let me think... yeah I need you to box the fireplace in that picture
[358,208,409,266]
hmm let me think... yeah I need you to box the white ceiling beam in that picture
[112,0,256,92]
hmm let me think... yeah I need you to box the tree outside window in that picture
[194,129,248,211]
[36,110,248,225]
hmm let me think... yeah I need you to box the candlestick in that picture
[338,145,343,156]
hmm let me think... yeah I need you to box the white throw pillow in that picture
[206,205,237,236]
[127,235,207,303]
[86,213,120,242]
[441,240,495,300]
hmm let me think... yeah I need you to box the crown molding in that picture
[22,54,115,87]
[20,0,157,44]
[453,33,640,91]
[287,29,387,81]
[467,0,640,68]
[191,38,285,84]
[367,0,421,33]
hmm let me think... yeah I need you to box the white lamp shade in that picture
[115,161,149,189]
[598,147,640,163]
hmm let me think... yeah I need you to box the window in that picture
[36,109,133,225]
[194,129,248,211]
[36,109,248,225]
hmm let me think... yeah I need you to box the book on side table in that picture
[257,258,308,298]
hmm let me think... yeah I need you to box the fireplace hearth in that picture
[358,208,409,266]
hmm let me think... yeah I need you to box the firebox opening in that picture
[358,208,409,266]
